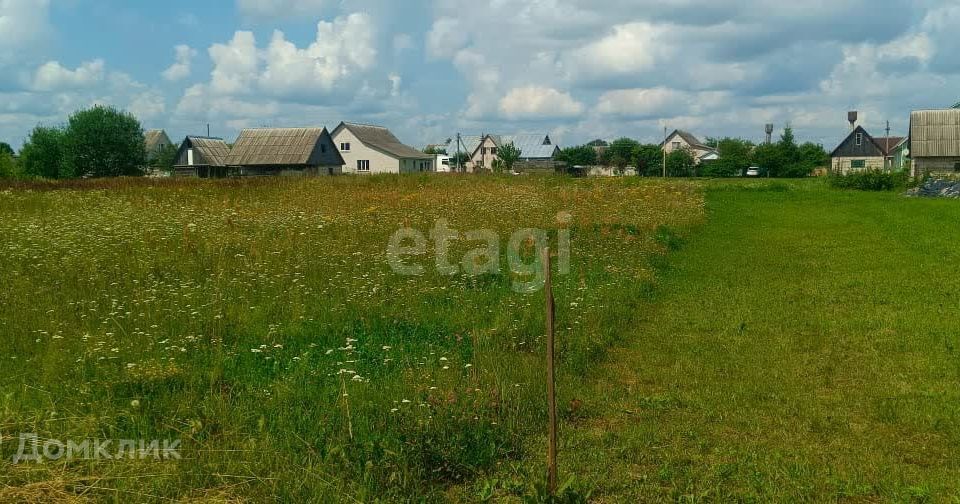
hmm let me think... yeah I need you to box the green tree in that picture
[20,126,68,179]
[0,142,14,157]
[423,146,448,155]
[606,138,640,171]
[496,143,522,173]
[556,145,597,167]
[63,105,146,178]
[666,148,696,177]
[798,142,829,169]
[151,143,178,173]
[635,144,663,176]
[0,151,18,179]
[703,138,754,177]
[751,142,783,176]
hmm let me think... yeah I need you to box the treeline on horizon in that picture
[555,127,830,178]
[0,105,176,181]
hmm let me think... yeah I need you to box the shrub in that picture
[829,170,909,191]
[20,126,68,179]
[0,151,18,179]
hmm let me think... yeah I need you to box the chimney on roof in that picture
[848,111,858,131]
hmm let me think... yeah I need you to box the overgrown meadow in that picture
[0,176,703,501]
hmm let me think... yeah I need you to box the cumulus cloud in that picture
[175,12,388,125]
[236,0,328,19]
[0,0,53,62]
[31,60,105,92]
[596,88,730,119]
[162,45,198,82]
[426,18,469,59]
[260,13,376,96]
[499,86,584,120]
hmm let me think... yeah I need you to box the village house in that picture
[909,109,960,177]
[467,134,560,172]
[173,136,230,178]
[661,130,718,164]
[226,127,344,176]
[829,126,903,174]
[331,122,434,174]
[144,129,172,161]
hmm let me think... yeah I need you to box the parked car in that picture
[746,167,760,177]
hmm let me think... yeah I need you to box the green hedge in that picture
[828,170,909,191]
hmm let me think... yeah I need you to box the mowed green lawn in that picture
[526,181,960,502]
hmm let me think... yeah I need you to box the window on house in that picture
[672,141,681,149]
[855,133,863,146]
[357,160,370,172]
[491,147,498,155]
[321,144,327,153]
[341,142,351,152]
[851,160,866,169]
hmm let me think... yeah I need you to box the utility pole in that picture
[456,133,462,173]
[885,120,891,170]
[662,126,668,178]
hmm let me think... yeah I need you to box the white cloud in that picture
[0,0,53,62]
[260,13,376,96]
[236,0,328,19]
[570,22,671,77]
[426,18,469,59]
[499,86,584,120]
[162,45,198,82]
[31,60,105,92]
[209,31,260,95]
[596,88,730,119]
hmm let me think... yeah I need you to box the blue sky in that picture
[1,0,959,150]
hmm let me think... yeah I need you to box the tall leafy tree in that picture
[704,138,754,177]
[635,144,663,176]
[496,143,522,172]
[0,151,18,179]
[63,105,146,178]
[0,142,13,157]
[19,126,68,179]
[666,148,696,177]
[556,145,597,167]
[606,138,640,171]
[151,144,179,173]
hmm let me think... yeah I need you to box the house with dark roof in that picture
[829,126,903,174]
[661,130,717,164]
[144,129,172,161]
[173,136,231,178]
[909,109,960,177]
[331,122,434,174]
[226,127,344,176]
[467,134,560,172]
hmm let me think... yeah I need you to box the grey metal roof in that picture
[174,136,230,167]
[493,134,558,159]
[336,122,432,159]
[910,109,960,158]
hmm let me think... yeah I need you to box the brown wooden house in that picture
[173,136,231,178]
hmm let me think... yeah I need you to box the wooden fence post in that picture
[543,246,558,496]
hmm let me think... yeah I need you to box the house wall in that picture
[468,136,499,172]
[832,156,885,174]
[913,157,960,177]
[332,128,401,174]
[663,134,712,165]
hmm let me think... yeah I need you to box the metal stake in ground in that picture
[543,246,558,495]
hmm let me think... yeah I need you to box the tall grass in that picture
[0,175,703,501]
